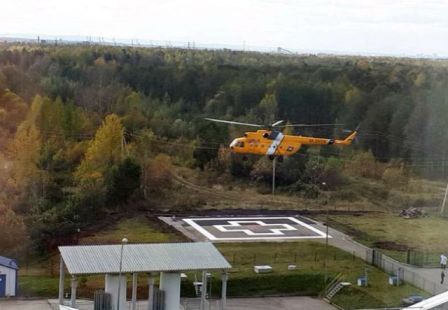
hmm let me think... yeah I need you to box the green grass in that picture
[80,217,186,244]
[19,275,68,297]
[315,212,448,252]
[333,272,429,309]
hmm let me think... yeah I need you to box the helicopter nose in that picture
[230,139,238,148]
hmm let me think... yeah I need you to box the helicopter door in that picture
[266,132,284,155]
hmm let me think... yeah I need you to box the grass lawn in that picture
[314,212,448,262]
[80,217,187,244]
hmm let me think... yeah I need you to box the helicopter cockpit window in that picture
[236,141,245,147]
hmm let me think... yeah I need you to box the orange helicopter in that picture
[205,118,358,161]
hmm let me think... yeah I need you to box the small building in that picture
[0,256,19,297]
[58,242,231,310]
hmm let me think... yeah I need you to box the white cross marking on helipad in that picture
[214,220,297,236]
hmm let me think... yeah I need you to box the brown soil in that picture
[373,241,409,251]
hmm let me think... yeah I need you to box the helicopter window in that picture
[236,141,245,147]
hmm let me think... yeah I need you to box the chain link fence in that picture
[368,248,446,295]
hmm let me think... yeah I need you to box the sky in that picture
[1,0,448,57]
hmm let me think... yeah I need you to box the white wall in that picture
[0,265,17,297]
[105,274,127,310]
[159,272,181,310]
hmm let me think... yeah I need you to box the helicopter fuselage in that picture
[229,130,356,157]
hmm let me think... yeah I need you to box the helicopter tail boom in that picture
[335,130,357,145]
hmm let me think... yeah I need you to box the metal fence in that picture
[407,250,444,268]
[368,248,446,295]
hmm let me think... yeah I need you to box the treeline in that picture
[1,44,448,254]
[2,45,448,162]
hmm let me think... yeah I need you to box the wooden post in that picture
[440,183,448,215]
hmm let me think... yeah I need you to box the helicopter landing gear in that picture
[268,155,275,161]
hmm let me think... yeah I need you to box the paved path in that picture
[214,296,337,309]
[1,297,337,310]
[0,300,52,310]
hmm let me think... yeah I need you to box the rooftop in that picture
[59,242,231,275]
[0,255,19,270]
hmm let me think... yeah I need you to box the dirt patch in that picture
[149,208,381,217]
[373,241,409,251]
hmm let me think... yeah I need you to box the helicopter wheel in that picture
[242,155,248,161]
[277,156,284,163]
[268,155,275,161]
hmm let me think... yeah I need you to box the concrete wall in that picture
[105,274,127,310]
[0,265,17,297]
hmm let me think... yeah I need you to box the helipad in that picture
[183,216,330,241]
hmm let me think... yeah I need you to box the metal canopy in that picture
[59,242,231,275]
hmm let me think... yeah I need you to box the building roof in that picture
[0,256,19,270]
[59,242,231,275]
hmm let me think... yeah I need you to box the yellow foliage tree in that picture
[75,114,124,186]
[8,96,43,192]
[0,89,28,150]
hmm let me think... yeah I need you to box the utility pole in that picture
[440,183,448,216]
[272,157,276,195]
[322,182,329,285]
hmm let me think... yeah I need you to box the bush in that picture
[107,157,141,204]
[350,151,386,179]
[382,166,408,188]
[142,153,174,194]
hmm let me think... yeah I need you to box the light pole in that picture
[117,237,128,310]
[321,182,329,286]
[272,157,276,195]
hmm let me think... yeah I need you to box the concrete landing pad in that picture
[182,216,330,241]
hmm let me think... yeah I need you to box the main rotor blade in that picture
[279,123,344,128]
[271,120,285,127]
[204,118,263,128]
